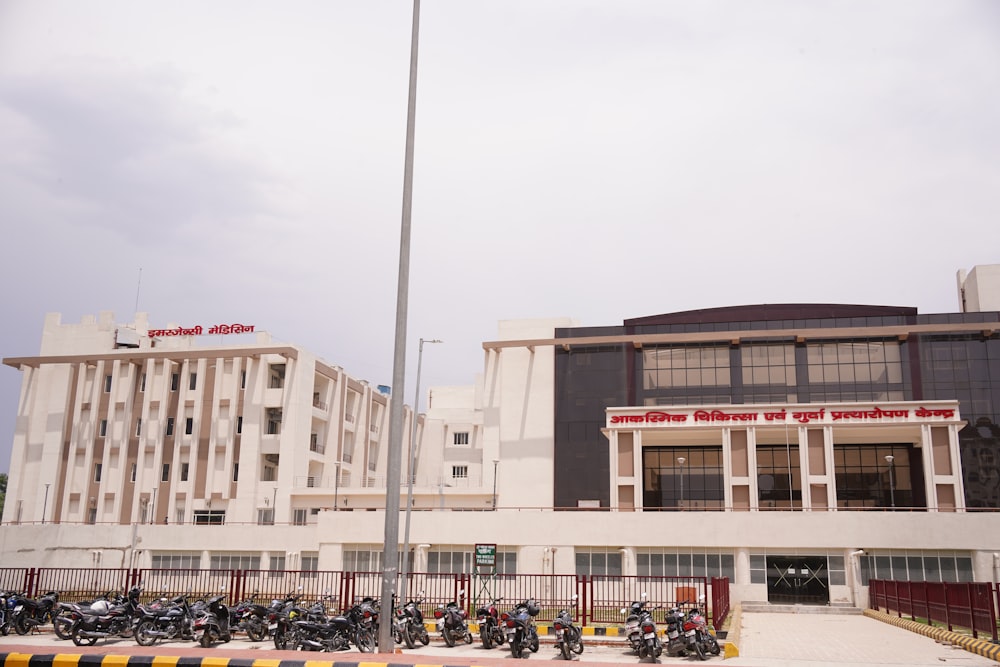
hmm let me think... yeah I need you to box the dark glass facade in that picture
[553,304,1000,509]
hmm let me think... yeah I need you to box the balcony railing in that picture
[292,474,485,489]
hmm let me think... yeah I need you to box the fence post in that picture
[579,575,588,627]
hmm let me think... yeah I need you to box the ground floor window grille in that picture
[637,551,734,580]
[210,553,261,570]
[860,550,974,584]
[575,548,623,576]
[151,553,201,569]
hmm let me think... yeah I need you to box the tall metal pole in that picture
[491,459,499,509]
[380,0,421,652]
[885,455,896,509]
[42,483,50,524]
[677,457,686,510]
[401,337,441,602]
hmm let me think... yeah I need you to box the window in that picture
[257,508,275,525]
[269,364,285,389]
[140,373,146,392]
[193,510,226,525]
[94,463,103,482]
[344,549,380,572]
[185,417,193,435]
[104,375,112,392]
[637,550,735,580]
[642,345,731,390]
[643,447,725,510]
[151,552,201,569]
[266,408,282,435]
[237,416,243,434]
[575,549,623,576]
[161,463,170,482]
[834,445,913,509]
[135,418,142,437]
[87,508,97,525]
[240,370,247,390]
[189,373,197,390]
[130,463,137,483]
[757,445,802,509]
[181,463,189,482]
[293,509,308,526]
[452,465,468,479]
[270,555,286,572]
[99,419,108,437]
[166,417,175,436]
[453,432,470,446]
[232,463,239,482]
[262,466,276,482]
[175,508,185,524]
[301,553,319,575]
[210,553,261,570]
[171,373,179,391]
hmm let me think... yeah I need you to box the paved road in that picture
[1,613,997,666]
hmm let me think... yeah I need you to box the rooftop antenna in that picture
[134,267,142,317]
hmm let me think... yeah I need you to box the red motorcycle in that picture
[682,596,721,660]
[475,597,505,649]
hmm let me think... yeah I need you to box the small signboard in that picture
[475,543,496,567]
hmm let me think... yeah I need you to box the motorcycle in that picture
[54,592,116,640]
[0,591,10,635]
[134,594,196,646]
[435,590,472,647]
[192,594,231,647]
[9,590,60,635]
[553,594,584,660]
[621,594,661,660]
[229,593,269,642]
[502,598,540,659]
[475,596,505,649]
[288,597,366,653]
[663,605,689,657]
[71,587,143,646]
[682,597,720,660]
[267,593,306,649]
[395,593,430,649]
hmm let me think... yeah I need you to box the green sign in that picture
[475,543,496,567]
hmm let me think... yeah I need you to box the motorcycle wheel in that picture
[71,626,97,647]
[53,613,75,640]
[694,640,707,661]
[354,627,375,653]
[246,620,267,642]
[529,631,539,653]
[560,639,571,660]
[510,639,522,659]
[419,628,430,645]
[570,628,584,655]
[707,636,721,655]
[199,632,213,648]
[13,615,30,636]
[273,629,288,651]
[494,629,506,646]
[481,627,493,650]
[404,624,416,649]
[135,621,158,646]
[0,620,8,637]
[443,627,456,647]
[464,629,473,644]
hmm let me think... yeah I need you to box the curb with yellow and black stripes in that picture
[864,608,1000,663]
[6,653,397,667]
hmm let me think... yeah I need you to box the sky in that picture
[1,0,999,473]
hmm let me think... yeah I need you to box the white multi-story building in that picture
[4,268,1000,609]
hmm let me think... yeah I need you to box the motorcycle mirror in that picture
[620,608,627,614]
[641,592,648,600]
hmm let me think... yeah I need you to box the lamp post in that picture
[885,455,895,509]
[401,337,441,602]
[677,457,686,510]
[42,483,50,524]
[380,0,422,651]
[333,461,341,513]
[491,459,500,510]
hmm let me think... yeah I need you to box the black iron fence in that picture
[0,567,729,630]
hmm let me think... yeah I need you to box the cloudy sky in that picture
[1,0,999,472]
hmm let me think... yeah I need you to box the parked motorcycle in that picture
[475,596,505,649]
[682,597,720,660]
[0,591,11,635]
[134,594,196,646]
[54,592,117,640]
[435,590,472,647]
[9,591,60,635]
[288,597,369,653]
[663,605,689,657]
[71,586,143,646]
[553,594,584,660]
[395,593,430,649]
[192,594,231,648]
[621,594,661,660]
[229,593,269,642]
[502,598,540,659]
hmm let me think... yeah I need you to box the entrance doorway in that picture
[766,556,829,604]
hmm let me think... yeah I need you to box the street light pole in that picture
[491,459,500,510]
[333,461,341,512]
[401,337,441,602]
[885,455,895,509]
[677,457,686,510]
[380,0,423,651]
